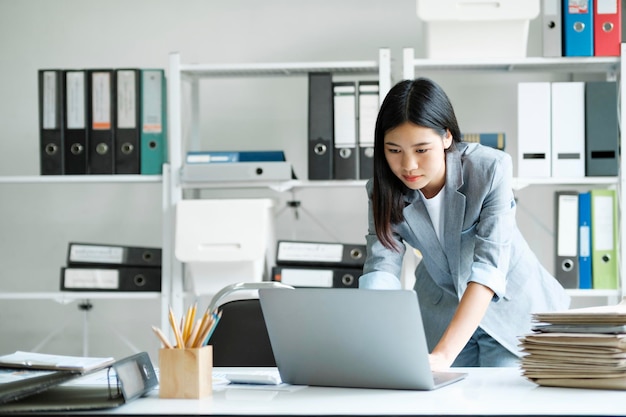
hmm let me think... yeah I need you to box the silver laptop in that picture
[259,288,467,390]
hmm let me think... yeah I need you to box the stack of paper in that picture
[519,298,626,390]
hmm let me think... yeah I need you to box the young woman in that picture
[359,78,569,370]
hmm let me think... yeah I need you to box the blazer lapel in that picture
[443,148,466,282]
[402,192,450,276]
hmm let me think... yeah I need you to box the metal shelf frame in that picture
[166,49,392,320]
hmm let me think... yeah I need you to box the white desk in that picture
[102,367,625,416]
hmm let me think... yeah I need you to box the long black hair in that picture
[372,78,461,251]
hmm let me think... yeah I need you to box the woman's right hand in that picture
[429,352,453,371]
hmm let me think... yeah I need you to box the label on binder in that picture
[64,269,119,290]
[277,242,343,263]
[69,245,124,264]
[280,269,334,288]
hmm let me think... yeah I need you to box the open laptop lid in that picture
[259,288,466,390]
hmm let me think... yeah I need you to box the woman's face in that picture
[383,122,452,198]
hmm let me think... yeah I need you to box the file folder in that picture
[272,265,361,288]
[590,189,618,289]
[63,70,88,175]
[517,82,551,177]
[357,81,379,180]
[181,161,293,182]
[542,0,563,56]
[593,0,621,56]
[60,266,161,292]
[38,69,64,175]
[140,69,167,175]
[0,352,157,412]
[578,191,592,289]
[308,72,334,180]
[114,69,141,174]
[67,242,162,268]
[87,69,115,174]
[551,82,585,178]
[333,82,358,180]
[0,352,113,405]
[555,191,579,288]
[276,240,366,268]
[585,81,619,176]
[563,0,594,56]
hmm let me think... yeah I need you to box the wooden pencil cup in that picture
[159,346,213,399]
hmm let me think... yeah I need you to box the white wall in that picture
[0,0,585,363]
[0,0,422,362]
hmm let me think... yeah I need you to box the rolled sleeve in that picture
[469,262,506,301]
[359,271,402,290]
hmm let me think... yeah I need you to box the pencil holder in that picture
[159,345,213,399]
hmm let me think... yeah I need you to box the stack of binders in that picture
[271,240,366,288]
[517,80,619,178]
[60,242,162,292]
[541,0,621,57]
[307,73,380,181]
[554,189,618,290]
[38,68,167,176]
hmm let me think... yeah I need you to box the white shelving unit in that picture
[0,175,162,184]
[0,174,163,302]
[403,47,624,304]
[0,173,166,353]
[165,49,392,318]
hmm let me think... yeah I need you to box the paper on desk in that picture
[0,351,114,372]
[532,297,626,325]
[532,376,626,390]
[521,333,626,348]
[520,301,626,389]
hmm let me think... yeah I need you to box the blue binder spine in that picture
[578,191,592,289]
[563,0,594,56]
[185,150,286,164]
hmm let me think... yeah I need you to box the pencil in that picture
[203,310,222,346]
[192,312,212,348]
[169,306,185,349]
[184,302,197,344]
[151,325,174,349]
[195,314,215,348]
[186,318,202,348]
[182,309,190,343]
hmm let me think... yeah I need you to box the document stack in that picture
[519,298,626,390]
[271,240,366,288]
[60,242,162,292]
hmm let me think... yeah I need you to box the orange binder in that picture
[594,0,621,56]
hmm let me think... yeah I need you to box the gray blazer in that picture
[361,142,570,356]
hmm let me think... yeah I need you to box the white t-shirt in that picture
[420,185,445,244]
